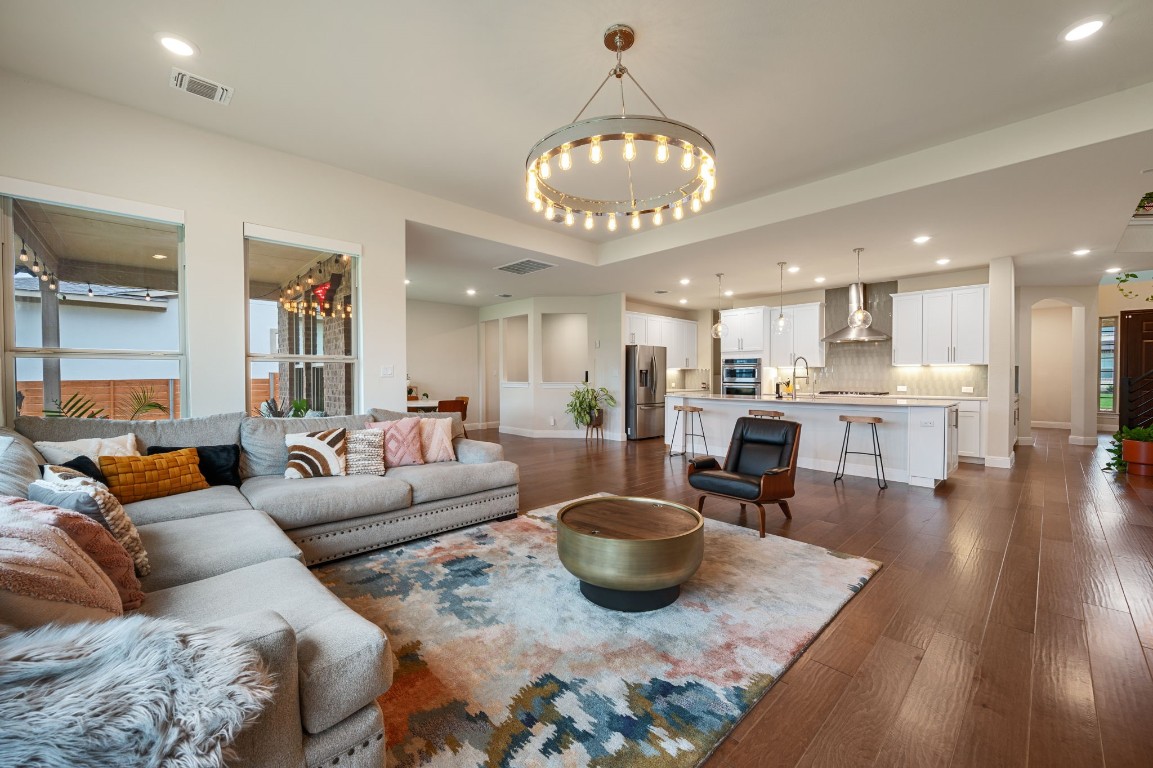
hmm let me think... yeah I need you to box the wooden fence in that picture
[17,375,280,419]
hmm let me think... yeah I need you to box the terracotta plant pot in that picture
[1122,439,1153,475]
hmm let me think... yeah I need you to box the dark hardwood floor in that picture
[471,426,1153,767]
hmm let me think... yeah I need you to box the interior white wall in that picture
[404,300,479,413]
[502,315,529,383]
[0,70,590,420]
[986,257,1016,467]
[1016,285,1099,446]
[1029,306,1073,427]
[541,313,588,383]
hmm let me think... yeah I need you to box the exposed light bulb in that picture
[702,187,713,203]
[724,289,734,297]
[564,209,574,227]
[681,145,694,171]
[307,272,315,285]
[87,283,94,297]
[31,259,41,274]
[630,213,641,230]
[624,136,636,162]
[656,138,669,164]
[589,138,602,164]
[691,195,702,213]
[48,276,57,291]
[525,172,538,202]
[545,203,556,220]
[673,202,684,220]
[776,313,788,332]
[653,209,663,226]
[18,246,28,262]
[711,321,728,339]
[539,157,552,180]
[848,308,872,328]
[532,197,543,213]
[40,272,49,282]
[559,146,572,171]
[607,213,617,232]
[584,212,594,230]
[144,288,153,302]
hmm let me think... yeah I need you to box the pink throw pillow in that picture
[419,418,456,463]
[373,417,425,468]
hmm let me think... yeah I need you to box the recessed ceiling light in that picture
[787,266,800,273]
[678,298,688,304]
[1105,267,1122,273]
[723,289,734,297]
[1063,15,1110,42]
[152,253,167,260]
[404,279,411,285]
[1072,249,1091,256]
[913,235,932,244]
[466,288,476,296]
[814,276,826,284]
[158,34,198,57]
[936,258,951,265]
[679,278,690,285]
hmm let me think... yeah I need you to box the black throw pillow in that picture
[146,444,242,487]
[38,454,108,485]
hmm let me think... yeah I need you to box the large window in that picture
[3,196,184,419]
[245,232,359,416]
[1100,316,1116,412]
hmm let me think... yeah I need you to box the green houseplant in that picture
[1106,425,1153,473]
[565,383,617,428]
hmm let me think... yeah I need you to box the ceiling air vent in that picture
[495,259,555,275]
[169,67,234,105]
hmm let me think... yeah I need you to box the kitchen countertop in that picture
[666,393,960,408]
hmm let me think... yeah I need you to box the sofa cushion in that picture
[384,460,520,505]
[15,412,244,452]
[370,407,464,440]
[27,481,111,531]
[122,485,254,527]
[452,438,504,464]
[0,430,44,499]
[285,429,347,479]
[240,474,411,529]
[138,557,393,735]
[240,415,371,478]
[345,429,385,476]
[35,433,138,465]
[137,510,302,592]
[99,449,210,504]
[146,444,242,487]
[419,417,455,463]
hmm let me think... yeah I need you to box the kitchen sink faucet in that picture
[792,357,810,400]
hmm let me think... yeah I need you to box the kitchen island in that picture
[666,394,960,487]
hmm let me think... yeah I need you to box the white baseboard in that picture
[1016,436,1036,446]
[1069,436,1099,446]
[497,425,626,440]
[985,455,1016,468]
[1031,421,1071,430]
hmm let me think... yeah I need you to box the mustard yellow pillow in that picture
[98,448,209,505]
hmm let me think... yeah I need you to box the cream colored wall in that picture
[405,300,479,409]
[541,313,588,382]
[897,267,990,293]
[734,288,825,308]
[0,70,589,419]
[1030,306,1073,426]
[624,299,696,320]
[1098,277,1153,316]
[502,315,529,382]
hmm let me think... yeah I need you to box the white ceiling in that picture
[2,0,1153,307]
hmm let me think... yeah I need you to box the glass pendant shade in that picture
[775,312,789,334]
[711,321,728,339]
[848,307,872,328]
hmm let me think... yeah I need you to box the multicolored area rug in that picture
[314,497,880,767]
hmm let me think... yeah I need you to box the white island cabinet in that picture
[665,394,960,487]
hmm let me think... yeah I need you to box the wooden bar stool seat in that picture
[834,414,887,489]
[749,409,784,419]
[670,405,708,459]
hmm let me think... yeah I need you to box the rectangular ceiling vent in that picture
[170,67,234,105]
[495,259,555,275]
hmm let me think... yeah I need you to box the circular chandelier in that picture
[525,24,716,232]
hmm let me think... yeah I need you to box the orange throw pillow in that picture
[98,448,209,505]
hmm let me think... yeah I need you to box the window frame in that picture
[1099,315,1117,414]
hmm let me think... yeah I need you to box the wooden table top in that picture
[558,496,701,541]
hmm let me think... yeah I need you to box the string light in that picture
[144,288,152,302]
[18,239,29,263]
[87,283,94,297]
[31,258,41,274]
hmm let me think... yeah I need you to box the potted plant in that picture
[1107,425,1153,474]
[565,383,617,428]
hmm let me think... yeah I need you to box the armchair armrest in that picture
[453,438,504,464]
[688,456,720,473]
[205,610,305,767]
[762,467,789,476]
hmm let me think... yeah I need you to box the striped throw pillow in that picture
[284,429,347,479]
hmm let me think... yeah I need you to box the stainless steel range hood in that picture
[821,282,891,343]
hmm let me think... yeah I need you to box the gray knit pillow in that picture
[345,429,385,476]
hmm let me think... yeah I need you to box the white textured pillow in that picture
[345,429,385,476]
[34,434,138,465]
[419,418,456,463]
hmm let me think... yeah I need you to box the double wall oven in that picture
[721,358,761,397]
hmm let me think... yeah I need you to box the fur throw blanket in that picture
[0,615,274,768]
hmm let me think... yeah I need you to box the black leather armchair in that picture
[687,417,801,538]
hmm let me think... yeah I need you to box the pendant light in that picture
[775,261,789,334]
[847,247,873,328]
[710,273,729,339]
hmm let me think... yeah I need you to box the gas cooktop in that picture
[818,390,891,396]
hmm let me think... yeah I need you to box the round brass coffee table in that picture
[557,496,704,612]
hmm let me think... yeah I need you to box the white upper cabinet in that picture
[767,303,824,367]
[891,293,924,366]
[626,311,698,368]
[892,285,988,365]
[719,307,765,353]
[626,312,645,345]
[645,316,664,348]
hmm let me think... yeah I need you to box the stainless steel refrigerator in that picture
[626,344,667,440]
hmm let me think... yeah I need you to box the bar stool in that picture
[834,414,888,489]
[749,409,784,419]
[669,405,708,458]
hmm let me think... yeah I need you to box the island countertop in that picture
[669,393,960,408]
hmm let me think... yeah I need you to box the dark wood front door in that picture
[1120,309,1153,379]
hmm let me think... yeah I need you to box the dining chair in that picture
[437,399,468,437]
[454,396,469,422]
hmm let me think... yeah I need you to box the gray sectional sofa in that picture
[0,409,520,768]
